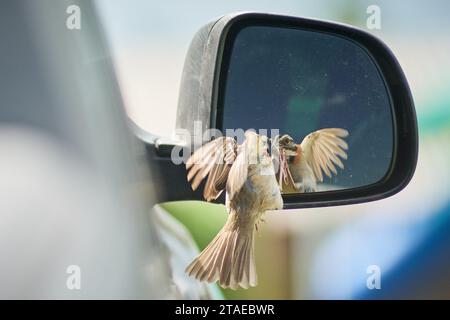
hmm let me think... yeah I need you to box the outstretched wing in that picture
[186,137,237,201]
[300,128,349,182]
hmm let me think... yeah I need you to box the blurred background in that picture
[1,0,449,299]
[96,0,450,299]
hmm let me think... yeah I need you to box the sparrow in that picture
[184,131,283,289]
[273,128,349,193]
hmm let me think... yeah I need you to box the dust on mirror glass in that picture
[221,25,394,194]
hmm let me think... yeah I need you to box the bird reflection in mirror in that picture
[273,128,349,193]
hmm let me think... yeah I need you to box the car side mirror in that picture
[148,12,418,209]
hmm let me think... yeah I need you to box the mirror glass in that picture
[220,25,394,193]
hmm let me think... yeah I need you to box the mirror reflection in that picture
[221,26,394,193]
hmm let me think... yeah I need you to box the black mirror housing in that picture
[174,12,418,209]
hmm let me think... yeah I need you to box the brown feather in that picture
[292,144,302,165]
[186,137,237,197]
[300,128,349,182]
[185,212,257,290]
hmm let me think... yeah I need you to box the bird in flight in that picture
[185,131,284,290]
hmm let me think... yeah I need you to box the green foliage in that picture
[160,201,227,251]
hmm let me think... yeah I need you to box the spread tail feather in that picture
[185,221,257,290]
